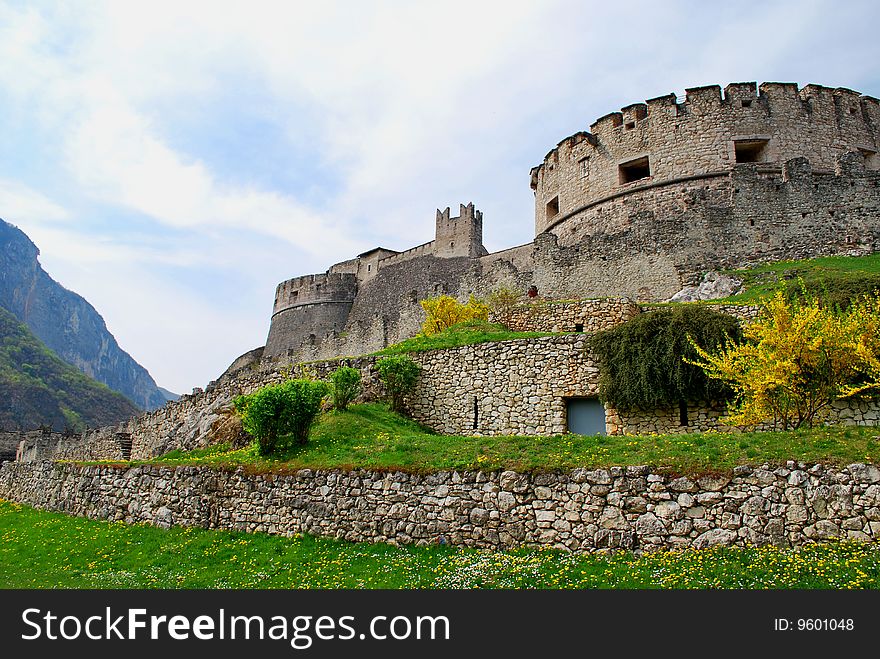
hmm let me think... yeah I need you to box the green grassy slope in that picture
[140,403,880,475]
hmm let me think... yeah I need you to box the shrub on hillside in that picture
[234,379,329,454]
[689,290,880,430]
[375,355,421,414]
[419,295,488,336]
[589,305,742,412]
[330,366,361,411]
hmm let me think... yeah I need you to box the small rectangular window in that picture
[678,400,689,427]
[578,156,590,178]
[618,156,651,184]
[734,139,769,163]
[860,148,880,171]
[574,323,584,332]
[546,196,559,219]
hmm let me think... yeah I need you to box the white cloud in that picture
[0,179,69,224]
[1,0,880,393]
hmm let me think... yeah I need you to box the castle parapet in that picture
[272,272,358,316]
[532,81,880,235]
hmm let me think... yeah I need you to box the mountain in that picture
[0,306,140,430]
[158,387,180,402]
[0,218,167,410]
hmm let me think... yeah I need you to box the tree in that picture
[419,295,489,336]
[485,286,521,321]
[589,305,742,411]
[233,379,329,454]
[329,365,361,411]
[375,355,421,414]
[688,290,880,430]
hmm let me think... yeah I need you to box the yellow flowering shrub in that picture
[688,289,880,430]
[419,295,489,336]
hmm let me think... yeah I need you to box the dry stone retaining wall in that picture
[2,460,879,554]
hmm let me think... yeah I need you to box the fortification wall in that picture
[264,272,359,359]
[3,460,879,553]
[536,155,880,300]
[533,82,880,234]
[492,298,641,333]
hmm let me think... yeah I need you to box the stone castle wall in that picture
[532,82,880,233]
[257,82,880,369]
[2,460,878,553]
[492,298,641,333]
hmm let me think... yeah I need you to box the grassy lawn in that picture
[375,320,553,355]
[1,500,877,589]
[711,253,880,305]
[133,403,880,475]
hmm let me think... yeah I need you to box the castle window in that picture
[574,323,584,332]
[290,290,298,303]
[734,139,768,163]
[473,397,479,430]
[546,196,559,220]
[859,149,880,171]
[579,156,590,178]
[625,121,635,130]
[618,156,651,184]
[450,241,455,249]
[741,99,752,108]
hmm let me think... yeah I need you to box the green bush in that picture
[375,355,421,414]
[234,379,329,454]
[589,305,742,412]
[790,274,880,310]
[330,366,361,411]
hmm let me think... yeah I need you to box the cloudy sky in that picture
[1,0,879,394]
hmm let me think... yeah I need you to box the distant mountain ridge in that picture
[0,306,140,430]
[0,218,168,410]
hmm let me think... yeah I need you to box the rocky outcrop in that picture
[0,218,167,410]
[669,271,743,302]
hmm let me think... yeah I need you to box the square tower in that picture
[433,202,487,258]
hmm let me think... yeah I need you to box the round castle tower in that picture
[264,272,358,359]
[531,82,880,238]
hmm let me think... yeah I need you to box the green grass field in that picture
[375,320,552,355]
[138,403,880,475]
[712,253,880,305]
[1,500,877,589]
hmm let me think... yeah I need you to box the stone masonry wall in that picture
[532,82,880,233]
[491,298,641,333]
[2,460,879,553]
[408,335,598,436]
[612,399,880,436]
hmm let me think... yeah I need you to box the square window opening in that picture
[574,323,584,332]
[859,149,880,171]
[578,156,590,179]
[734,139,769,163]
[546,196,560,219]
[618,156,651,184]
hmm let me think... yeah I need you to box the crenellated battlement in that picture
[531,81,880,234]
[259,81,880,368]
[272,272,358,316]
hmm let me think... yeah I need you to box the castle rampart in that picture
[532,82,880,234]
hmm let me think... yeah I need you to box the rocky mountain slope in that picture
[0,218,168,410]
[0,306,140,430]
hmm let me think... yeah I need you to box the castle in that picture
[8,82,880,557]
[262,81,880,364]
